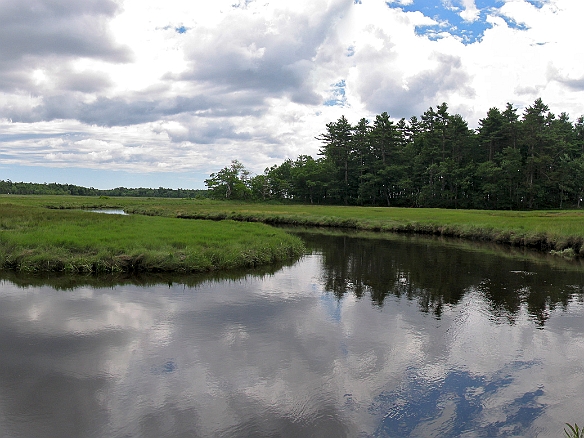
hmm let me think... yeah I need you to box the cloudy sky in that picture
[0,0,582,189]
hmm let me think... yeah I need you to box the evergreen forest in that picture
[206,98,584,210]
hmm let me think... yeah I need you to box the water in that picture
[87,209,128,215]
[1,231,584,437]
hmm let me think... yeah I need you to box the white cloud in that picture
[0,0,582,188]
[459,0,480,22]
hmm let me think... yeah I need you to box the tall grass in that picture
[49,196,584,255]
[0,202,304,273]
[4,194,584,258]
[565,423,584,438]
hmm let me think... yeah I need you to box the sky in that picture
[0,0,583,189]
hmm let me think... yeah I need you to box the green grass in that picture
[3,195,584,270]
[565,423,584,438]
[0,200,304,273]
[34,195,584,252]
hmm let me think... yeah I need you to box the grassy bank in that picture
[164,204,584,256]
[0,200,304,273]
[4,195,584,262]
[36,196,584,255]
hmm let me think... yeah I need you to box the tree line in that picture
[0,180,208,198]
[206,98,584,209]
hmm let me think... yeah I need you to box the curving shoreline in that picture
[0,200,304,274]
[121,202,584,258]
[4,195,584,275]
[171,210,584,255]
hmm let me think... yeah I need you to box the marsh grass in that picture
[0,258,293,290]
[565,423,584,438]
[0,201,304,273]
[4,195,584,261]
[100,198,584,255]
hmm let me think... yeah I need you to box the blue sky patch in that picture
[524,0,548,8]
[498,16,529,31]
[385,0,506,45]
[324,80,348,107]
[161,25,189,34]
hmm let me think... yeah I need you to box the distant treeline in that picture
[206,98,584,209]
[0,180,208,198]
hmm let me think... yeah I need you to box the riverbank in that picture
[170,207,584,256]
[3,195,584,268]
[49,196,584,256]
[0,200,304,273]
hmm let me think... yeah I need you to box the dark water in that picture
[1,231,584,437]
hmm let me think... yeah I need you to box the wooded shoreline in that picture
[205,99,584,211]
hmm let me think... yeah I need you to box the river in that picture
[1,230,583,437]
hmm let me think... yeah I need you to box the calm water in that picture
[1,231,584,437]
[88,209,128,215]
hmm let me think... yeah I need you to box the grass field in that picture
[2,195,584,273]
[35,196,584,251]
[0,198,304,273]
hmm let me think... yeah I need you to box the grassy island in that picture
[0,198,304,273]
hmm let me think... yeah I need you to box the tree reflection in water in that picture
[299,230,584,326]
[2,230,584,437]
